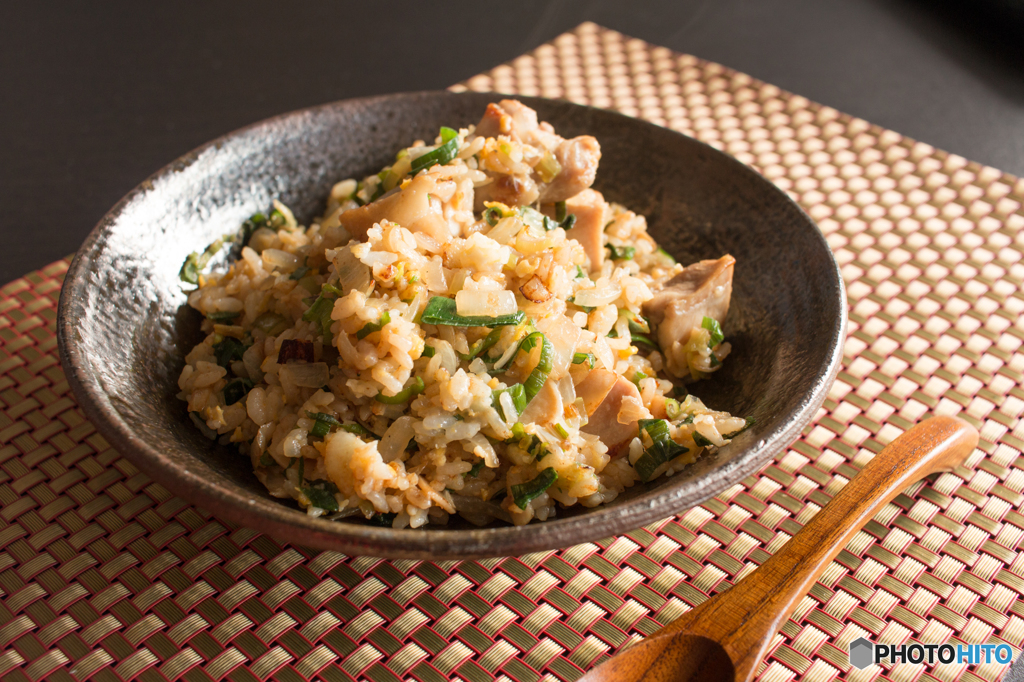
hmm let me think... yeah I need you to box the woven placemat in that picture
[2,22,1023,682]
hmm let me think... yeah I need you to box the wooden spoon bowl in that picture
[580,416,978,682]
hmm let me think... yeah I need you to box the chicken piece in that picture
[563,189,608,272]
[574,368,618,415]
[519,380,563,426]
[579,370,650,457]
[474,173,540,209]
[642,255,735,377]
[537,135,602,204]
[472,99,601,208]
[338,172,454,244]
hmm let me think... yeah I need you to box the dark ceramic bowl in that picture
[57,91,845,559]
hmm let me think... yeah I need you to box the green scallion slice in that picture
[606,244,636,261]
[241,212,267,245]
[572,352,596,367]
[290,265,312,281]
[493,384,528,422]
[633,419,689,482]
[511,468,558,509]
[460,328,502,362]
[410,127,459,174]
[555,201,567,222]
[723,416,756,440]
[375,376,425,404]
[223,377,253,405]
[356,311,391,340]
[631,334,660,352]
[207,311,241,323]
[702,316,724,348]
[420,296,525,327]
[301,479,340,511]
[495,332,552,402]
[468,460,485,477]
[422,345,436,358]
[692,431,714,447]
[213,337,250,369]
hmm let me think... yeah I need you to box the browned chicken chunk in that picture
[643,255,735,377]
[579,369,650,457]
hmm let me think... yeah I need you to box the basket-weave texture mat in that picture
[3,22,1024,682]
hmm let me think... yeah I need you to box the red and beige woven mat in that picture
[2,22,1023,682]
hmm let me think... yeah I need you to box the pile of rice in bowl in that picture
[178,99,752,528]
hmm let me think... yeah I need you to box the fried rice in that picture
[177,99,750,528]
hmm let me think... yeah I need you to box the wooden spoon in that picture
[580,416,978,682]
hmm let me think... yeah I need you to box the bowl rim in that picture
[57,89,847,559]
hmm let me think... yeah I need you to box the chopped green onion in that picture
[567,296,595,313]
[723,416,756,440]
[510,422,527,442]
[495,332,552,402]
[468,460,485,477]
[306,411,344,438]
[179,235,230,284]
[375,376,425,404]
[410,127,459,174]
[290,265,312,281]
[692,431,714,447]
[259,452,275,467]
[253,311,290,336]
[535,151,562,183]
[664,398,682,420]
[709,354,722,368]
[520,206,557,232]
[702,316,724,348]
[606,244,636,261]
[631,370,648,391]
[422,345,436,358]
[575,265,586,279]
[483,206,504,227]
[493,384,527,422]
[634,419,689,482]
[631,334,660,352]
[460,328,502,362]
[341,422,379,439]
[561,215,577,229]
[420,296,525,327]
[223,377,253,405]
[241,212,267,246]
[269,209,288,229]
[356,311,391,340]
[555,201,567,223]
[302,479,340,511]
[656,247,676,263]
[511,468,558,509]
[213,337,250,369]
[303,283,344,341]
[553,423,570,440]
[624,311,651,335]
[572,352,596,367]
[207,311,241,323]
[368,512,397,527]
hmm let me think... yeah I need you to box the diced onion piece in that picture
[535,315,581,380]
[455,289,517,318]
[573,283,622,308]
[433,340,458,375]
[280,362,330,388]
[379,416,416,463]
[423,257,447,292]
[487,216,525,245]
[262,248,301,273]
[334,245,373,294]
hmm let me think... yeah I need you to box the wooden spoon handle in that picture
[672,416,978,681]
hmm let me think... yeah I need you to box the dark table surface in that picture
[2,0,1023,286]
